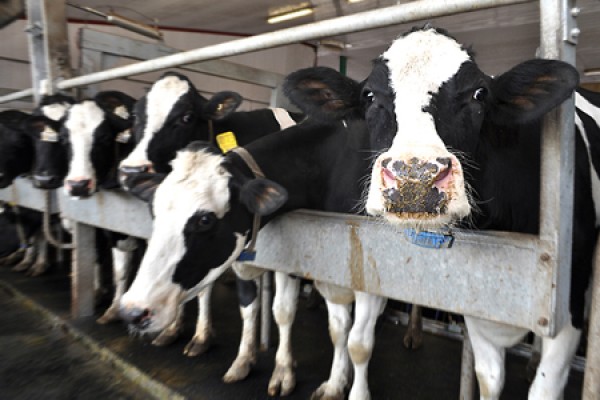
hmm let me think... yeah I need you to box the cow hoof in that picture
[310,383,345,400]
[27,263,48,277]
[96,308,120,324]
[267,364,296,397]
[223,356,255,383]
[12,261,32,272]
[403,329,423,350]
[183,335,213,357]
[151,329,181,347]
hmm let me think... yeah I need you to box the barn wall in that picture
[0,20,316,111]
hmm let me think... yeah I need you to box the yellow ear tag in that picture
[215,131,238,153]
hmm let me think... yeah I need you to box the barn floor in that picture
[0,263,585,400]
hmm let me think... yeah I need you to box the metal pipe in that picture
[0,88,34,103]
[0,0,532,103]
[43,191,74,250]
[459,328,476,400]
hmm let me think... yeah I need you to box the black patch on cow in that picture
[363,60,398,152]
[0,110,34,187]
[236,279,258,308]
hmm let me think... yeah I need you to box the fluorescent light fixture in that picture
[267,3,314,24]
[347,0,366,3]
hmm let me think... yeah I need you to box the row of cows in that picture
[1,26,599,399]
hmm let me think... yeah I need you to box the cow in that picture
[362,26,589,399]
[119,66,389,399]
[118,71,303,177]
[0,110,34,188]
[117,71,304,357]
[51,91,146,325]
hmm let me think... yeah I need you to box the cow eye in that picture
[196,212,216,231]
[473,87,488,102]
[363,90,375,103]
[182,112,193,124]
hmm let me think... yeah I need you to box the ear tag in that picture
[403,228,454,249]
[41,127,59,142]
[115,129,132,143]
[216,131,238,153]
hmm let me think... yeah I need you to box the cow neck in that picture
[230,146,264,258]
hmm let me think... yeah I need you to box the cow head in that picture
[118,72,242,182]
[119,141,286,334]
[63,91,136,198]
[363,26,578,228]
[26,94,75,189]
[0,110,33,188]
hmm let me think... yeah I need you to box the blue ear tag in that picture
[403,228,454,249]
[237,249,256,261]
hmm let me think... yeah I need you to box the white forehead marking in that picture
[383,29,470,148]
[41,102,70,121]
[124,76,190,165]
[113,105,130,119]
[64,101,105,181]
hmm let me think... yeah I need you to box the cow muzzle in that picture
[65,178,94,198]
[367,153,469,227]
[118,164,154,191]
[33,174,63,189]
[119,305,153,330]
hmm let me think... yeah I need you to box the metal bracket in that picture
[562,0,580,45]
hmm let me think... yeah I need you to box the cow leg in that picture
[528,323,581,400]
[403,304,423,350]
[347,292,387,400]
[97,239,136,324]
[526,335,542,382]
[12,234,37,272]
[268,273,300,397]
[152,303,185,347]
[28,235,49,277]
[310,299,352,400]
[184,284,215,356]
[223,278,260,383]
[464,316,528,400]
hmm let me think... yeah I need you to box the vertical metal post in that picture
[459,328,476,400]
[583,236,600,399]
[259,272,273,351]
[25,0,72,101]
[537,0,577,336]
[71,222,96,318]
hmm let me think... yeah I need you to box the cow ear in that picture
[489,59,579,125]
[283,66,362,120]
[123,172,167,204]
[95,91,136,120]
[203,91,242,121]
[240,178,288,216]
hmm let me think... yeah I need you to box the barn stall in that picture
[0,0,598,398]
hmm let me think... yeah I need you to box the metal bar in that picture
[0,0,532,103]
[537,0,577,340]
[259,272,273,351]
[0,178,59,213]
[71,222,96,318]
[583,237,600,399]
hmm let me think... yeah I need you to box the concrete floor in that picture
[0,264,585,400]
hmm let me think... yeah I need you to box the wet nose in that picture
[379,156,453,215]
[119,306,151,328]
[66,179,92,197]
[33,174,62,189]
[118,164,152,190]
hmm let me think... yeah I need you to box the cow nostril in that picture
[119,306,152,327]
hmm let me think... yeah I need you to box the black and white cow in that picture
[118,71,303,176]
[26,94,76,189]
[55,91,145,324]
[0,110,34,188]
[119,67,388,399]
[363,26,590,399]
[118,71,304,357]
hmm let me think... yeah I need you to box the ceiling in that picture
[56,0,600,82]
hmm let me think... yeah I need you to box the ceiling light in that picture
[267,3,314,24]
[584,68,600,77]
